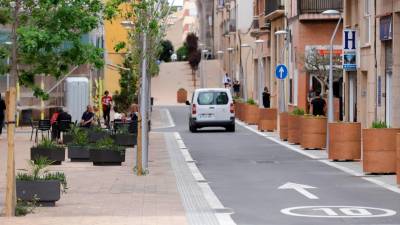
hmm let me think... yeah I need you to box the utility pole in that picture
[140,31,149,172]
[5,0,20,217]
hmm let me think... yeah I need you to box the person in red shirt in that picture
[50,108,61,140]
[101,91,112,128]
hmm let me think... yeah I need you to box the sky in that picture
[168,0,183,6]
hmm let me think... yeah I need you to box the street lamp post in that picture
[255,40,265,108]
[217,50,224,88]
[322,10,342,155]
[240,44,253,101]
[275,30,289,113]
[201,49,209,88]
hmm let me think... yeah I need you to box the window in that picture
[197,92,229,105]
[363,0,371,44]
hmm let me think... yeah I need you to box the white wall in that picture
[237,0,253,32]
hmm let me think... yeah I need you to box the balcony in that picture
[298,0,342,14]
[265,0,284,20]
[250,17,260,37]
[229,19,236,33]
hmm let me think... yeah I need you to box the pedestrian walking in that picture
[80,105,95,128]
[311,92,326,116]
[233,80,240,97]
[262,87,271,108]
[0,93,6,138]
[222,73,231,88]
[102,90,112,128]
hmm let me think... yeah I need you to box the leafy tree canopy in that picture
[159,39,173,62]
[0,0,106,99]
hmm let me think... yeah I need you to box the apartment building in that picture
[344,0,400,128]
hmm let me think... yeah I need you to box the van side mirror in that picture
[185,100,190,106]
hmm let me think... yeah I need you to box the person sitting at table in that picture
[80,105,95,128]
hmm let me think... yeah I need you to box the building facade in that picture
[344,0,400,128]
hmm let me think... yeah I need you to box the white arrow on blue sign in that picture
[276,64,288,80]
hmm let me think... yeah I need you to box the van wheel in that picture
[226,125,235,132]
[189,124,197,133]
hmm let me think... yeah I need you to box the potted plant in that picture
[112,126,137,147]
[177,88,187,103]
[87,126,110,143]
[279,112,289,141]
[243,98,259,125]
[233,97,243,121]
[362,121,400,174]
[288,107,304,144]
[62,124,79,145]
[328,122,361,161]
[67,128,90,162]
[31,138,65,165]
[89,137,126,166]
[16,157,68,207]
[258,108,277,132]
[301,115,327,149]
[397,133,400,184]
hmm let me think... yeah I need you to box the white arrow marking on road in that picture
[278,182,319,200]
[279,67,284,78]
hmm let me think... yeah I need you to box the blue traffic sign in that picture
[275,64,288,80]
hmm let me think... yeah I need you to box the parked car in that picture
[186,88,235,132]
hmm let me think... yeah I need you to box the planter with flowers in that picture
[243,98,259,125]
[328,122,361,161]
[288,107,304,144]
[300,115,327,150]
[258,108,277,132]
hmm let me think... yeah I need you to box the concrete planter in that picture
[16,180,61,206]
[328,122,361,161]
[362,128,400,174]
[397,133,400,184]
[31,147,65,165]
[112,133,137,147]
[88,131,110,143]
[89,148,126,166]
[300,116,327,150]
[258,108,277,132]
[288,115,302,144]
[279,112,288,141]
[244,104,259,125]
[68,145,90,162]
[177,88,187,103]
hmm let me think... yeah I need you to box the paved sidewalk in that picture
[0,130,188,225]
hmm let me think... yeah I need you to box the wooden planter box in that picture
[244,104,259,125]
[288,114,302,144]
[31,147,66,165]
[177,88,187,103]
[328,122,361,161]
[235,102,242,121]
[112,133,137,147]
[258,108,277,132]
[68,145,90,162]
[362,128,400,174]
[16,180,61,206]
[397,133,400,184]
[89,149,126,166]
[279,112,288,141]
[301,116,327,150]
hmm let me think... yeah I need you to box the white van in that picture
[186,88,235,132]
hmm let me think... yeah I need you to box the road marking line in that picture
[236,120,400,195]
[172,132,238,225]
[165,108,176,128]
[278,182,319,200]
[236,120,321,159]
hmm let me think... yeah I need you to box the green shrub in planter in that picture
[16,157,68,207]
[62,124,81,145]
[31,138,65,165]
[68,129,90,161]
[89,137,126,166]
[113,126,137,147]
[291,107,305,116]
[246,98,256,105]
[371,120,389,128]
[87,126,110,143]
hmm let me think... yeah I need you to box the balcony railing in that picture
[265,0,284,16]
[298,0,342,14]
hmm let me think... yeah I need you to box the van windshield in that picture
[197,92,229,105]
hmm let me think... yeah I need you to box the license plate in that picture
[198,114,215,119]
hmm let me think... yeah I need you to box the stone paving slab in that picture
[0,130,188,225]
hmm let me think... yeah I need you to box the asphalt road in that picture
[162,106,400,225]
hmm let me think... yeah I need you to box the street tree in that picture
[159,39,174,62]
[302,47,342,95]
[0,0,105,99]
